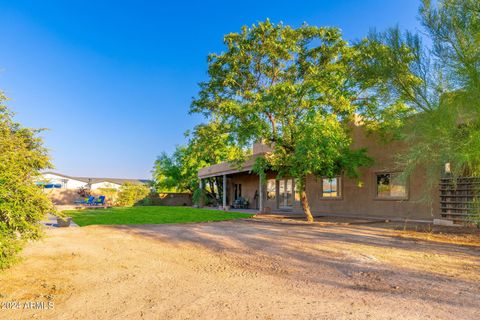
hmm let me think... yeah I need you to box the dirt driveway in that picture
[1,218,479,320]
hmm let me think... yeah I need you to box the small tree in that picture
[354,0,480,220]
[0,91,53,268]
[191,20,373,221]
[154,146,196,193]
[153,121,245,205]
[116,183,150,207]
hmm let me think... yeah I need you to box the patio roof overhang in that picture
[198,154,262,179]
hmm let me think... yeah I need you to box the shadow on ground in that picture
[101,218,480,310]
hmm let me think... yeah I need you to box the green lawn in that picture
[65,206,254,227]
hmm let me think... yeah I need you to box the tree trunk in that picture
[209,180,216,200]
[299,176,314,222]
[215,176,223,204]
[301,190,314,222]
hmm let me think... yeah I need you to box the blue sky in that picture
[0,0,422,179]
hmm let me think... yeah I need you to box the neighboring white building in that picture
[38,171,150,190]
[40,172,88,189]
[90,181,122,190]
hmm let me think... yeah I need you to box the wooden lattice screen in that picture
[440,176,480,223]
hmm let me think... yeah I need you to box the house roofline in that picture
[41,171,151,185]
[198,154,262,179]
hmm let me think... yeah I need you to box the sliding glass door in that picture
[278,178,293,209]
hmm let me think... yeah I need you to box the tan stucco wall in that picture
[226,173,260,209]
[303,170,438,221]
[300,127,439,220]
[302,126,439,220]
[222,126,440,221]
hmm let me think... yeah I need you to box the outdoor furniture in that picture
[94,195,106,206]
[74,196,95,205]
[44,183,62,189]
[85,196,95,205]
[232,197,249,209]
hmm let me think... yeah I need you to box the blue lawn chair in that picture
[94,196,106,206]
[85,196,95,206]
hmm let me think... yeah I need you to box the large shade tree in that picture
[191,20,374,221]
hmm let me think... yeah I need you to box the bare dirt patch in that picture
[0,219,479,319]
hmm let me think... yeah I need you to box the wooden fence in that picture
[440,176,480,223]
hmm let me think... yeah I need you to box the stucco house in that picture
[38,172,150,190]
[198,125,447,223]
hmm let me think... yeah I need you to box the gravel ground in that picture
[0,218,479,320]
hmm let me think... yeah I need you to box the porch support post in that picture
[258,174,264,213]
[222,174,227,210]
[198,179,204,208]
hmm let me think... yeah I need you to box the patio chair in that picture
[232,197,249,209]
[94,195,106,206]
[85,196,95,206]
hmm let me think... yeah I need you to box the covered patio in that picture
[198,154,301,214]
[198,155,265,212]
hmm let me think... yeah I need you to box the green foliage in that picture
[154,151,185,192]
[116,183,150,207]
[355,0,480,211]
[192,188,205,206]
[0,92,54,268]
[191,20,375,217]
[153,121,246,203]
[0,232,23,269]
[192,20,361,146]
[270,114,373,181]
[96,187,118,205]
[66,206,253,226]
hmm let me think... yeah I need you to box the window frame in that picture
[374,171,409,200]
[293,178,301,203]
[319,176,343,200]
[266,179,277,200]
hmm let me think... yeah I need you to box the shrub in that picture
[0,93,54,268]
[192,188,216,206]
[116,183,150,207]
[0,230,23,269]
[136,196,153,206]
[96,187,118,205]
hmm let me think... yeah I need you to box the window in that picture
[376,172,407,198]
[322,177,341,198]
[294,179,300,202]
[279,179,293,208]
[266,179,276,200]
